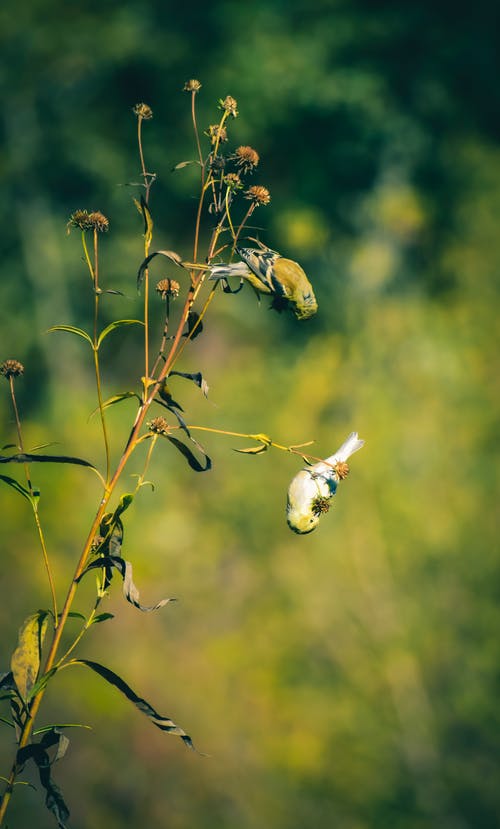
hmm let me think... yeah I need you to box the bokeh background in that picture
[1,1,499,827]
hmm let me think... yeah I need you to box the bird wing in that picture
[236,247,281,294]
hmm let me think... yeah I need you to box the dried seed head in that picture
[133,103,153,119]
[148,416,170,435]
[87,211,109,232]
[220,95,238,118]
[312,496,331,516]
[234,145,259,172]
[245,185,271,206]
[156,278,180,299]
[334,461,350,480]
[183,79,202,93]
[206,124,228,144]
[68,210,109,232]
[0,359,24,379]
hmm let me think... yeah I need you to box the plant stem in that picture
[8,377,58,624]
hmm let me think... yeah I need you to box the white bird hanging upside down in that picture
[286,432,365,534]
[209,245,318,320]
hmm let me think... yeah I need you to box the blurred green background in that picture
[1,1,499,827]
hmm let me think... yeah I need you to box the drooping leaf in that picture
[0,474,33,502]
[97,319,143,348]
[78,556,175,612]
[17,728,71,829]
[10,611,49,703]
[137,249,184,289]
[134,195,154,248]
[169,370,209,397]
[172,160,200,171]
[0,453,96,470]
[166,435,212,472]
[73,660,194,749]
[47,325,93,346]
[89,391,141,420]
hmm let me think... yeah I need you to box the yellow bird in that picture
[287,432,365,534]
[209,245,318,320]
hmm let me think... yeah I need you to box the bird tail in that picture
[326,432,365,464]
[208,262,252,280]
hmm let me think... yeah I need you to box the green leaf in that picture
[11,611,49,703]
[47,324,93,346]
[88,391,141,420]
[234,444,269,455]
[97,319,143,348]
[114,492,134,518]
[73,659,194,749]
[67,611,86,621]
[91,613,114,624]
[134,195,154,248]
[0,474,33,502]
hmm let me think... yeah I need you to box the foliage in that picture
[1,2,499,828]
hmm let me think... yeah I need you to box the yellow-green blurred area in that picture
[1,0,499,827]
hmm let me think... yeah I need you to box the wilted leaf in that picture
[172,160,200,170]
[11,611,49,703]
[78,556,175,612]
[137,249,184,289]
[73,660,194,749]
[184,311,203,340]
[17,728,71,829]
[166,436,212,472]
[0,453,96,470]
[169,370,209,397]
[0,474,33,502]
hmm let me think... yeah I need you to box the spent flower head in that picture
[148,417,170,435]
[156,279,181,300]
[220,96,238,118]
[334,461,350,480]
[233,146,259,173]
[183,79,202,93]
[1,359,24,379]
[206,124,228,145]
[312,496,331,516]
[245,185,271,206]
[133,103,153,120]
